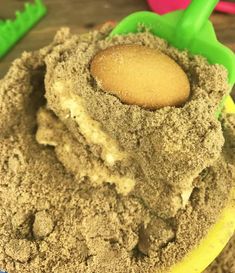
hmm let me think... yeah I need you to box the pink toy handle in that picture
[147,0,189,15]
[147,0,235,15]
[216,1,235,14]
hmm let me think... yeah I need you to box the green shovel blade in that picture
[0,0,47,59]
[110,0,235,87]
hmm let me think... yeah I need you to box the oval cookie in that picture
[90,44,190,109]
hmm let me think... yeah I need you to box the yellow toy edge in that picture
[165,95,235,273]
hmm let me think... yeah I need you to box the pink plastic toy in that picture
[147,0,235,15]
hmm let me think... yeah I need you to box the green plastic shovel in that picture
[110,0,235,116]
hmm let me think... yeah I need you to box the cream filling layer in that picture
[63,143,135,195]
[42,82,193,206]
[36,107,135,195]
[53,82,127,166]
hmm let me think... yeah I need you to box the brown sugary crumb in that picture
[0,26,234,273]
[5,239,37,263]
[138,218,175,256]
[33,211,54,239]
[205,115,235,273]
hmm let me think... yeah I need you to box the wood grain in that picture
[0,0,234,96]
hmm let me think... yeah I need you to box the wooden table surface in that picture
[0,0,235,97]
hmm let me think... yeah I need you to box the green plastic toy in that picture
[0,0,47,59]
[110,0,235,87]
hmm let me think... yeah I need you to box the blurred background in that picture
[0,0,234,98]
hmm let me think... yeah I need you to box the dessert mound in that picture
[0,26,234,273]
